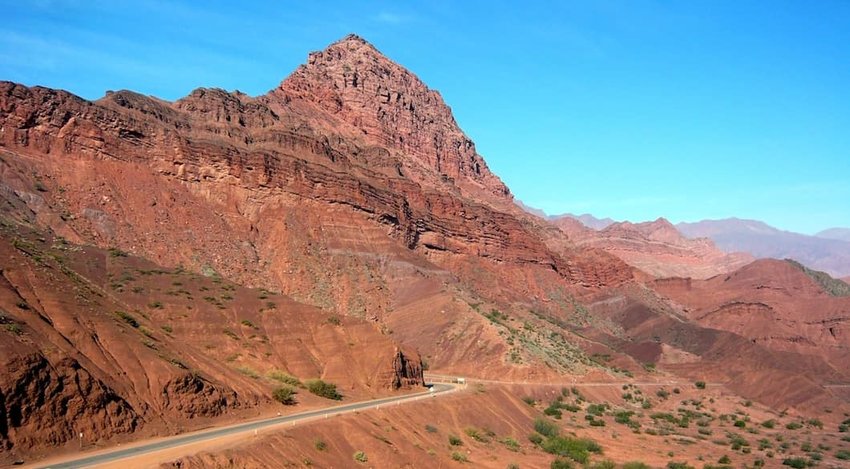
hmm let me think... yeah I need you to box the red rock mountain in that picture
[1,34,848,463]
[270,34,510,202]
[552,217,753,279]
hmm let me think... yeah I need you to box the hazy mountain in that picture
[816,227,850,242]
[551,213,616,230]
[678,218,850,277]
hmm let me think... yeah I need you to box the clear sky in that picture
[3,1,849,234]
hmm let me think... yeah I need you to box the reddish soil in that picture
[163,382,850,468]
[0,222,421,464]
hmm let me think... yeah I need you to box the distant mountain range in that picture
[518,201,850,278]
[513,201,617,230]
[677,219,850,278]
[817,227,850,242]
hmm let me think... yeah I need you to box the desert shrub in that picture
[622,463,650,469]
[806,418,823,429]
[451,451,468,462]
[114,311,139,328]
[464,427,492,443]
[448,434,463,446]
[614,410,635,424]
[734,420,746,428]
[541,435,601,463]
[761,419,776,429]
[666,463,694,469]
[425,424,438,433]
[657,389,670,399]
[268,370,302,387]
[781,458,807,469]
[529,433,544,445]
[236,366,259,379]
[695,381,706,389]
[718,455,731,464]
[353,451,367,463]
[785,421,803,430]
[161,325,173,333]
[588,461,616,469]
[306,379,342,400]
[314,439,327,451]
[502,437,520,452]
[534,418,560,437]
[550,458,574,469]
[836,449,850,460]
[544,406,563,419]
[272,385,296,405]
[586,403,607,416]
[327,315,341,325]
[522,396,536,406]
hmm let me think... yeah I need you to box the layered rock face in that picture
[553,217,753,279]
[271,34,510,201]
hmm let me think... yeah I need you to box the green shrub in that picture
[781,458,807,469]
[544,406,563,419]
[695,381,706,390]
[272,385,297,405]
[836,449,850,460]
[588,461,616,469]
[502,437,520,452]
[314,439,327,451]
[451,451,468,462]
[718,455,731,464]
[268,370,302,387]
[353,451,368,463]
[541,435,601,463]
[534,418,560,437]
[463,427,491,443]
[114,311,139,328]
[522,396,536,406]
[161,325,173,333]
[236,366,259,379]
[306,379,342,400]
[449,434,463,446]
[529,433,544,445]
[785,421,803,430]
[586,403,607,416]
[666,463,694,469]
[550,458,574,469]
[425,424,438,433]
[761,419,776,429]
[622,463,650,469]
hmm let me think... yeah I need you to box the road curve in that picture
[36,383,457,469]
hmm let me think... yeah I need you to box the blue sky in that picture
[3,1,849,234]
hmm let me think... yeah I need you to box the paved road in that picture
[37,383,456,469]
[425,373,725,387]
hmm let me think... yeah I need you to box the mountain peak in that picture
[269,34,511,200]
